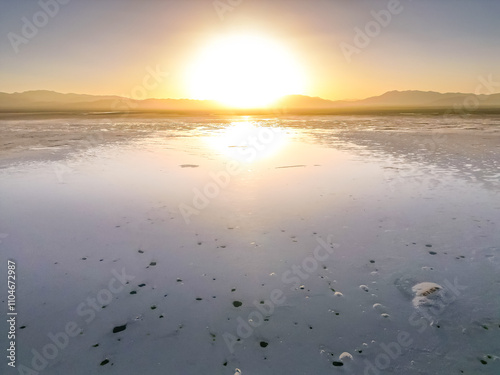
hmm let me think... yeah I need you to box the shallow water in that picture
[0,115,499,374]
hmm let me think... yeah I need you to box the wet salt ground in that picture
[0,116,499,374]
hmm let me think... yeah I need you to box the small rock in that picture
[112,324,127,333]
[339,352,353,361]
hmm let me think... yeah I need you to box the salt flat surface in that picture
[0,115,499,374]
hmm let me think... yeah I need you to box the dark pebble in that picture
[112,324,127,333]
[100,359,109,366]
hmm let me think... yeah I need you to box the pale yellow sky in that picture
[1,0,499,103]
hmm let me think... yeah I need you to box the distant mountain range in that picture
[1,90,500,114]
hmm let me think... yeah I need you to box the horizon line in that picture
[3,88,499,104]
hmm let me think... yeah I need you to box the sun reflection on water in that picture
[206,121,290,163]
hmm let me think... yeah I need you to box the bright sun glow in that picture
[188,35,305,108]
[207,122,289,163]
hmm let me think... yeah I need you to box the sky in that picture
[1,0,500,102]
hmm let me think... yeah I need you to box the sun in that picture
[187,34,306,108]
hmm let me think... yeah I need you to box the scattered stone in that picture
[100,359,109,366]
[260,341,268,348]
[339,352,353,361]
[112,324,127,333]
[233,301,242,307]
[180,164,199,168]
